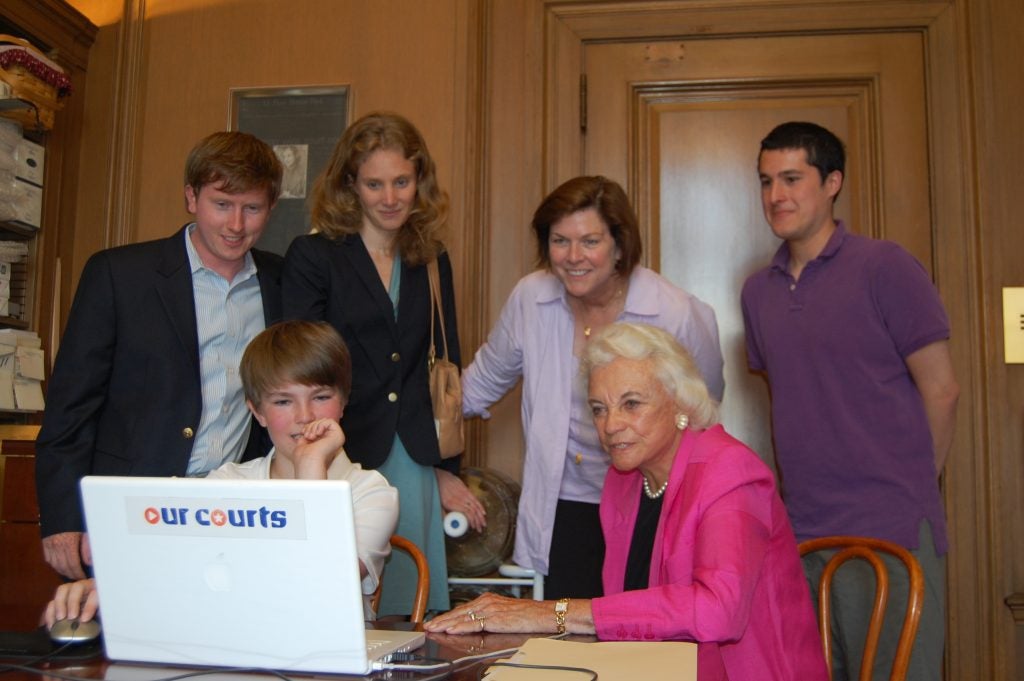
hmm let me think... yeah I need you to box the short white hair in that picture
[581,322,719,429]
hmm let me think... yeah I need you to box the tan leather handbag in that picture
[427,259,464,458]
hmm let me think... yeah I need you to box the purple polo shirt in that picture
[740,222,949,553]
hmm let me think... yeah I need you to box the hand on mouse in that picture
[43,578,99,629]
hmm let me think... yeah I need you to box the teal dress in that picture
[376,254,450,616]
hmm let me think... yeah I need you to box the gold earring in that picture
[675,413,689,431]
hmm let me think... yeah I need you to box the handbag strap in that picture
[427,259,450,368]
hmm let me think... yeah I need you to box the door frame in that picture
[540,1,986,678]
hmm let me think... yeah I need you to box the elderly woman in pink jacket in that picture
[426,322,826,681]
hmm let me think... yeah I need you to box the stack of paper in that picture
[483,638,697,681]
[0,327,44,411]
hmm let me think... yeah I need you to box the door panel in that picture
[583,33,931,463]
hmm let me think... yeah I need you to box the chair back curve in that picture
[798,535,924,681]
[370,535,430,625]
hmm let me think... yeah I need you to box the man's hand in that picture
[42,531,90,580]
[42,578,99,628]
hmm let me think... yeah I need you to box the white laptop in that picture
[81,475,424,675]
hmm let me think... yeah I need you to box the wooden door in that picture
[579,33,931,464]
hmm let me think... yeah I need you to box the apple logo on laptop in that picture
[204,553,232,592]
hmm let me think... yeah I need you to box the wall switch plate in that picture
[1004,287,1024,364]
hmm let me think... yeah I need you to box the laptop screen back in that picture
[81,475,380,673]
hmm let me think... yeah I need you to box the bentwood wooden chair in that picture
[370,535,430,625]
[798,536,924,681]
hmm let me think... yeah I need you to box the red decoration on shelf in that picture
[0,49,71,97]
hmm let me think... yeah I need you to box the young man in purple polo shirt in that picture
[740,121,959,681]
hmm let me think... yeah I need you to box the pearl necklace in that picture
[642,476,669,500]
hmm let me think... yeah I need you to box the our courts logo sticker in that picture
[126,497,305,539]
[143,506,230,526]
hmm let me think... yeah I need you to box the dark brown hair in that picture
[531,176,642,276]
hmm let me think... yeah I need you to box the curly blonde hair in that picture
[310,112,449,265]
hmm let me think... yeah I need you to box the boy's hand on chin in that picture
[293,419,345,479]
[298,418,345,448]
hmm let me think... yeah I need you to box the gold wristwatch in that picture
[554,597,569,634]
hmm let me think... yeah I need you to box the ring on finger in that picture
[468,610,477,621]
[478,618,486,632]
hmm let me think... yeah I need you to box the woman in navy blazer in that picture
[283,112,484,616]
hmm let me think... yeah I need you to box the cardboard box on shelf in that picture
[0,145,14,173]
[0,117,20,151]
[14,137,43,186]
[0,169,16,220]
[9,177,41,228]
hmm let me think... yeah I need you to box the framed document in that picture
[229,85,350,255]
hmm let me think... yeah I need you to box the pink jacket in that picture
[592,425,828,681]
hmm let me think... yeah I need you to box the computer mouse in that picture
[49,618,102,644]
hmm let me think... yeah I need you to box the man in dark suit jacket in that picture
[36,132,284,579]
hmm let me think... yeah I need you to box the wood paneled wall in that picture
[965,1,1024,678]
[57,0,1024,678]
[64,0,483,351]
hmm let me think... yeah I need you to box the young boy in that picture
[44,320,398,626]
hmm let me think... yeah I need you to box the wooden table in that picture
[1,627,597,681]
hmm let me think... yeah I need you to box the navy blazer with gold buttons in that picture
[282,232,461,471]
[35,226,282,537]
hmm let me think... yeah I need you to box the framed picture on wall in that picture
[229,85,350,256]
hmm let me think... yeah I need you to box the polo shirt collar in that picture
[770,219,848,274]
